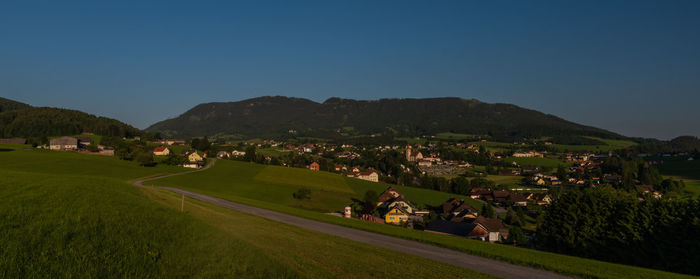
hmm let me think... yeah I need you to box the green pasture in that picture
[142,189,485,279]
[148,159,474,212]
[504,157,570,168]
[435,132,482,140]
[659,158,700,180]
[147,158,695,279]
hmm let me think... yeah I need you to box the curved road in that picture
[134,159,569,279]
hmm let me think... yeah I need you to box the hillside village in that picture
[6,133,696,247]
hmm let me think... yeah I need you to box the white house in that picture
[153,147,171,156]
[49,136,78,150]
[347,171,379,182]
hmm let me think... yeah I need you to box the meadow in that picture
[147,158,695,279]
[659,158,700,180]
[0,144,491,278]
[435,132,483,140]
[547,137,637,153]
[147,159,476,213]
[503,157,570,168]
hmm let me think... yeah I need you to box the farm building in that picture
[49,137,78,150]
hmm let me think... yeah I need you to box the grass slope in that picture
[0,145,491,278]
[144,188,491,279]
[149,160,477,212]
[147,158,696,279]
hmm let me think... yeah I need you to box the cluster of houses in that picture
[157,139,186,146]
[360,187,429,226]
[425,198,509,242]
[41,136,115,156]
[468,188,552,206]
[150,146,205,168]
[303,161,380,182]
[354,187,511,243]
[512,151,545,158]
[215,150,246,158]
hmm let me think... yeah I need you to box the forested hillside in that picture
[0,97,31,112]
[147,96,624,140]
[0,97,140,139]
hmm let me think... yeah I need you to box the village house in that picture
[77,137,92,148]
[382,196,416,214]
[99,147,115,156]
[468,188,491,200]
[49,136,78,150]
[512,151,544,158]
[425,220,490,240]
[442,199,480,221]
[347,171,379,182]
[307,162,320,171]
[153,146,171,156]
[531,193,553,205]
[377,186,403,206]
[231,150,246,157]
[508,193,528,206]
[159,139,186,146]
[636,185,663,199]
[374,187,424,225]
[216,151,230,158]
[333,163,348,172]
[188,152,203,163]
[182,151,204,168]
[473,216,509,243]
[492,190,510,203]
[384,205,410,224]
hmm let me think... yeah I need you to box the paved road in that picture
[133,160,569,279]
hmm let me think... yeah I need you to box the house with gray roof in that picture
[49,136,78,150]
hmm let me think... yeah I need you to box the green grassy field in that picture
[659,159,700,180]
[682,179,700,197]
[147,159,477,213]
[142,189,485,279]
[658,159,700,197]
[504,157,570,168]
[255,147,290,157]
[468,141,512,153]
[0,144,492,278]
[146,158,695,279]
[548,137,637,152]
[435,132,482,140]
[395,137,427,145]
[487,175,524,187]
[468,137,637,153]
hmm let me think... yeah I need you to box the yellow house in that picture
[384,198,415,214]
[384,205,409,224]
[188,152,203,163]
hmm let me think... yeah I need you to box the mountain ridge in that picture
[146,96,625,140]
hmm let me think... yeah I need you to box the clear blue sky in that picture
[1,0,698,139]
